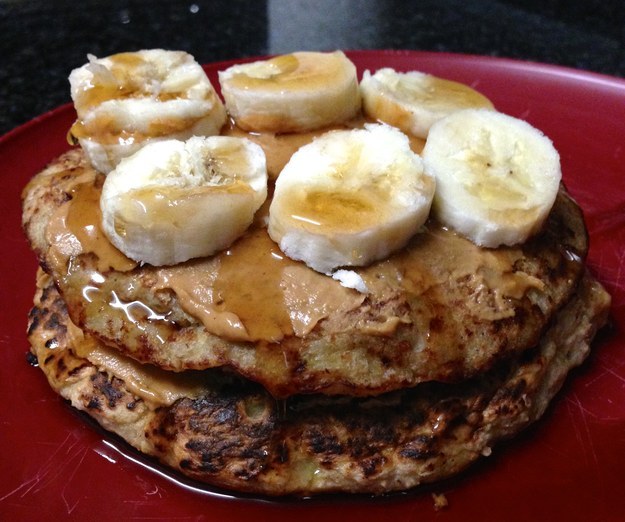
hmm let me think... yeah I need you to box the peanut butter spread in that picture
[33,269,207,406]
[27,265,612,493]
[24,121,587,396]
[223,117,425,180]
[67,318,207,405]
[46,180,136,273]
[43,124,551,346]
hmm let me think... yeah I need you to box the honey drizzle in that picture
[70,52,214,145]
[44,121,576,345]
[65,182,137,273]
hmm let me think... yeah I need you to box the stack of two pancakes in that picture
[22,143,610,496]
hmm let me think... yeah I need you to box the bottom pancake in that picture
[27,270,610,496]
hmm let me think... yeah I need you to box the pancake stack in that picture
[22,50,610,496]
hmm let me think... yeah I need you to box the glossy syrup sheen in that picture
[45,145,562,348]
[74,52,188,114]
[227,52,347,90]
[69,113,206,145]
[70,52,211,145]
[5,51,625,521]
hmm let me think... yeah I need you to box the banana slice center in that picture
[218,51,360,133]
[75,51,191,114]
[101,136,267,266]
[454,132,534,209]
[268,124,434,273]
[360,67,494,139]
[228,52,342,90]
[284,184,390,233]
[423,108,561,247]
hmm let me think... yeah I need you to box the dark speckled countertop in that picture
[1,0,624,136]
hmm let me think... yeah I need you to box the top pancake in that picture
[22,148,588,397]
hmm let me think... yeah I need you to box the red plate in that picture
[1,51,624,521]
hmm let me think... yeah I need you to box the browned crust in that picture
[27,270,610,496]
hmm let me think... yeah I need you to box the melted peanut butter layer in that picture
[45,170,559,345]
[46,178,137,273]
[222,117,425,180]
[28,125,587,396]
[67,317,207,406]
[32,269,208,406]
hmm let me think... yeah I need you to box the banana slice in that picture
[422,108,561,248]
[101,136,267,266]
[268,124,435,274]
[69,49,227,174]
[360,68,493,139]
[218,51,361,133]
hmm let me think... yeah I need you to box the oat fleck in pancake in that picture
[23,149,589,397]
[27,269,609,496]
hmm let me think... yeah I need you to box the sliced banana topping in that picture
[422,108,561,248]
[268,124,435,274]
[360,68,494,139]
[101,136,267,266]
[69,49,227,174]
[218,51,361,133]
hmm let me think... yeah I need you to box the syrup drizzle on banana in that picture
[69,49,561,273]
